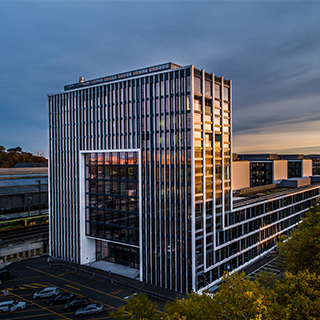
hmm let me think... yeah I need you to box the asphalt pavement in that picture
[0,252,280,319]
[0,256,171,319]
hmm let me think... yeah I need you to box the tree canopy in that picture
[277,201,320,275]
[110,292,159,320]
[0,145,47,168]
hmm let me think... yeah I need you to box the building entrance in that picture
[96,240,139,269]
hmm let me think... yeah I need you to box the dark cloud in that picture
[0,1,319,154]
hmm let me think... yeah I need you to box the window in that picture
[194,98,201,111]
[223,87,229,101]
[214,84,221,99]
[194,77,201,93]
[205,81,211,96]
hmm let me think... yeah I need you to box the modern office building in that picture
[49,63,320,293]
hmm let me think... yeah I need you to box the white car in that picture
[33,287,60,299]
[0,299,26,313]
[75,303,104,317]
[0,299,16,313]
[9,300,27,312]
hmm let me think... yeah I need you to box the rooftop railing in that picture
[64,62,182,91]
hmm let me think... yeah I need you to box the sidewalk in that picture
[49,257,187,302]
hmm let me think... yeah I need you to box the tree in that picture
[163,291,216,320]
[7,146,22,153]
[163,272,268,320]
[265,270,320,320]
[110,292,159,320]
[213,272,268,320]
[0,145,47,168]
[277,201,320,275]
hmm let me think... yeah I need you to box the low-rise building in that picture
[0,166,48,216]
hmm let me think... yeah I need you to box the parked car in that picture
[33,287,60,299]
[63,297,90,312]
[9,300,27,312]
[0,299,26,313]
[75,303,103,317]
[0,299,16,313]
[47,293,75,306]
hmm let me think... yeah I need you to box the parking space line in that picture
[4,283,55,295]
[5,282,53,291]
[65,284,81,291]
[27,266,126,303]
[8,312,61,319]
[17,283,49,289]
[9,291,72,320]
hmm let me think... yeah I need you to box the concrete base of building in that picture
[0,238,48,264]
[88,260,139,279]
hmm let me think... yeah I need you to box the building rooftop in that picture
[13,162,48,168]
[235,153,308,161]
[64,62,182,91]
[233,182,320,208]
[0,167,48,178]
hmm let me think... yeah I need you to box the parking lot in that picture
[0,256,166,319]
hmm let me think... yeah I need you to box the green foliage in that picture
[0,145,47,168]
[277,201,320,275]
[162,291,217,320]
[110,292,159,320]
[265,270,320,320]
[213,272,268,320]
[111,273,270,320]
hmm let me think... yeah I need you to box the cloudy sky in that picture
[0,1,319,156]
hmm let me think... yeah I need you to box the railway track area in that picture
[0,225,49,244]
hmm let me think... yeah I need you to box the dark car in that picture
[47,293,75,306]
[63,297,90,312]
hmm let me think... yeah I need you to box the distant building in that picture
[0,167,48,215]
[233,154,312,188]
[13,162,48,168]
[49,63,320,293]
[307,155,320,175]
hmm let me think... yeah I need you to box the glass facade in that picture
[250,162,273,187]
[288,161,302,178]
[208,187,320,286]
[192,69,231,290]
[85,152,139,243]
